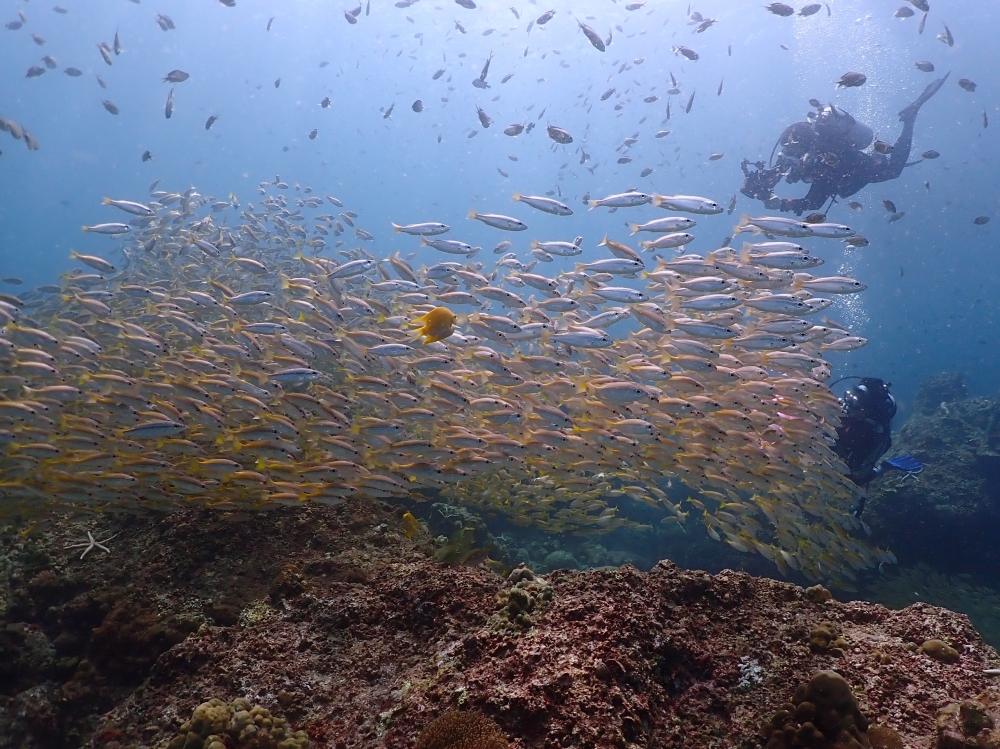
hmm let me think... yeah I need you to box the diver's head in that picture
[813,105,873,150]
[842,378,896,424]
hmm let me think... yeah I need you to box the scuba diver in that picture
[832,377,922,516]
[740,74,949,215]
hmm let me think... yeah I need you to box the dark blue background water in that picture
[1,0,996,417]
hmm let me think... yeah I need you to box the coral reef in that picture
[165,698,310,749]
[415,712,507,749]
[759,670,868,749]
[865,372,1000,576]
[2,499,999,749]
[860,564,1000,649]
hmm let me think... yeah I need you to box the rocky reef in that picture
[2,499,999,749]
[865,372,1000,577]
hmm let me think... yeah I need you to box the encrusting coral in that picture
[415,712,508,749]
[164,697,310,749]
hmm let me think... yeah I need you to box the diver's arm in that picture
[781,182,830,215]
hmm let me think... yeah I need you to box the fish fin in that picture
[391,223,402,232]
[467,210,478,219]
[101,198,112,205]
[587,200,599,210]
[628,224,640,234]
[512,192,522,202]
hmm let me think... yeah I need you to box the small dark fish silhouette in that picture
[141,150,153,162]
[881,198,897,213]
[873,140,893,154]
[546,125,573,144]
[765,3,795,16]
[274,78,281,88]
[804,212,826,224]
[914,61,934,72]
[799,3,822,15]
[921,150,939,159]
[835,71,866,88]
[309,129,318,140]
[894,6,914,18]
[974,216,990,225]
[205,114,219,130]
[101,99,119,115]
[412,99,424,112]
[163,69,189,83]
[958,78,977,92]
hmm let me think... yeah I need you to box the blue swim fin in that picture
[885,455,923,472]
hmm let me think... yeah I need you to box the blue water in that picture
[0,0,996,417]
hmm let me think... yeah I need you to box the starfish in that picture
[65,530,119,560]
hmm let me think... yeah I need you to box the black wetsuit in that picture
[833,378,896,488]
[741,75,948,215]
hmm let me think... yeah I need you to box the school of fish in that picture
[0,180,895,587]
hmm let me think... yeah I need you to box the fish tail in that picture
[102,198,112,205]
[391,223,402,232]
[651,194,664,208]
[736,213,751,228]
[530,240,540,249]
[419,236,429,246]
[81,225,91,233]
[512,192,522,202]
[468,210,478,219]
[587,200,599,210]
[628,224,640,235]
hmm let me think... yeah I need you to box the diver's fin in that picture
[899,72,950,121]
[884,455,923,472]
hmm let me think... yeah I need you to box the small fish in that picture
[477,106,492,128]
[383,102,395,119]
[685,91,695,113]
[937,23,953,47]
[413,306,458,343]
[433,69,445,80]
[101,100,120,115]
[888,211,905,223]
[81,223,131,235]
[309,129,318,140]
[141,150,153,162]
[708,152,724,161]
[847,201,863,211]
[894,6,914,18]
[546,125,573,144]
[717,78,724,96]
[504,123,524,136]
[267,16,275,31]
[577,19,606,51]
[536,9,555,24]
[799,3,822,15]
[274,77,281,88]
[392,222,450,236]
[165,87,174,119]
[914,61,934,72]
[958,78,977,92]
[881,198,897,213]
[163,69,189,83]
[102,198,153,216]
[455,0,477,8]
[205,114,219,130]
[872,140,893,155]
[974,216,990,225]
[764,3,795,16]
[64,67,83,77]
[513,193,572,216]
[672,45,698,61]
[835,71,866,88]
[412,100,424,112]
[985,111,990,129]
[468,211,527,231]
[921,150,939,159]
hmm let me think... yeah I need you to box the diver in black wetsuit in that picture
[740,74,949,215]
[834,378,897,489]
